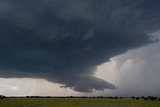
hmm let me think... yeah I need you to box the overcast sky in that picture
[0,0,160,96]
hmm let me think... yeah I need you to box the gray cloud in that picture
[96,36,160,96]
[0,0,159,92]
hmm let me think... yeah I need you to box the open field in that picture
[0,98,160,107]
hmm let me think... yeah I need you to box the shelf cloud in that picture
[0,0,159,92]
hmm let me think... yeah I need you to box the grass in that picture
[0,98,160,107]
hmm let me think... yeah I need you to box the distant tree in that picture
[70,96,73,98]
[26,96,30,98]
[154,97,158,101]
[0,95,6,99]
[141,96,145,99]
[30,96,34,98]
[144,98,148,100]
[109,96,114,99]
[131,96,135,100]
[35,96,39,98]
[98,96,103,98]
[114,96,118,99]
[147,96,157,101]
[147,96,151,100]
[119,97,123,99]
[82,96,87,98]
[136,97,139,100]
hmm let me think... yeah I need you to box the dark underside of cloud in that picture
[0,0,160,92]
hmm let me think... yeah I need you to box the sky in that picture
[0,0,160,96]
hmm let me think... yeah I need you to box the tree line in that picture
[1,95,160,101]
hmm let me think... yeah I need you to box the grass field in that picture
[0,98,160,107]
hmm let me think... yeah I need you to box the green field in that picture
[0,98,160,107]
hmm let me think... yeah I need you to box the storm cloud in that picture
[0,0,160,92]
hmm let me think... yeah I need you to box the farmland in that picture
[0,98,160,107]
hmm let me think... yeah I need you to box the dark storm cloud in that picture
[0,0,159,92]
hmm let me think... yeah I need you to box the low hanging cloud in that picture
[0,0,160,92]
